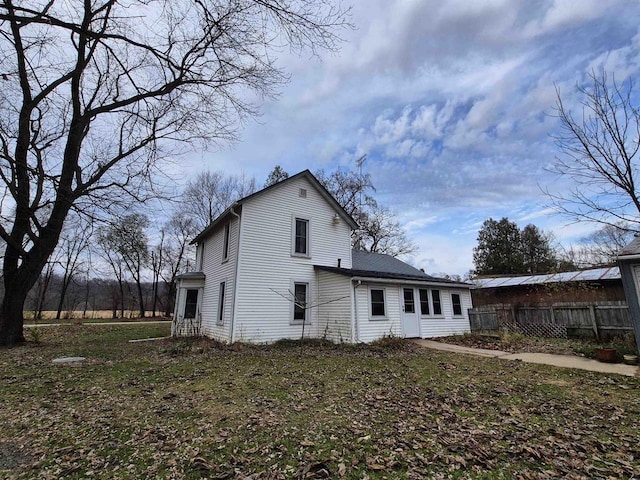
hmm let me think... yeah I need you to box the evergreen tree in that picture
[264,166,290,187]
[473,218,559,275]
[520,224,556,273]
[473,218,524,275]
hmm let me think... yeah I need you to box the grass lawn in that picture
[1,324,639,479]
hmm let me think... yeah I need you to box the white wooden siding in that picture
[355,283,402,342]
[419,288,472,337]
[198,215,239,342]
[316,270,352,343]
[234,176,353,343]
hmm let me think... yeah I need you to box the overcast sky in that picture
[180,0,640,276]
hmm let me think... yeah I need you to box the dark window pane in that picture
[403,288,415,313]
[184,289,198,319]
[419,289,430,315]
[432,289,442,315]
[218,282,226,322]
[371,289,385,316]
[452,293,462,316]
[295,219,308,254]
[223,223,230,259]
[294,283,307,321]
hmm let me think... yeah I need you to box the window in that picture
[419,289,430,315]
[431,289,442,315]
[294,218,309,255]
[184,289,198,319]
[197,244,204,270]
[293,282,307,322]
[452,293,462,316]
[222,223,230,261]
[370,288,386,318]
[403,288,415,313]
[217,282,226,325]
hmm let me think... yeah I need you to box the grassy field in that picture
[24,310,170,322]
[1,325,639,479]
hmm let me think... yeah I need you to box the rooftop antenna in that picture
[356,154,367,210]
[355,154,367,250]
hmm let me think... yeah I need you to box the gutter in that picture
[349,276,471,289]
[618,254,640,261]
[229,203,241,343]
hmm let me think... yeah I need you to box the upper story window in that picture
[451,293,462,316]
[294,217,309,256]
[222,222,230,261]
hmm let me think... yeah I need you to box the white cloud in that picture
[194,0,640,275]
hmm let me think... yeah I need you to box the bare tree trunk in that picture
[136,277,145,319]
[0,286,28,345]
[55,272,73,320]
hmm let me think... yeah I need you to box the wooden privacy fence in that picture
[468,301,633,340]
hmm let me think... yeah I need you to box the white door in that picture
[402,287,420,338]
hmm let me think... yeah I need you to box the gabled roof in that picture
[191,169,359,244]
[315,250,471,287]
[618,235,640,257]
[472,266,621,289]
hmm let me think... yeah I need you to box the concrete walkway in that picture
[414,339,640,377]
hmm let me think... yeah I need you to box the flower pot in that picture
[595,348,617,363]
[623,354,638,365]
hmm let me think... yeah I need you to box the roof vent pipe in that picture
[338,258,341,268]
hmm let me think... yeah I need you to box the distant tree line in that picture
[473,217,635,276]
[9,162,414,320]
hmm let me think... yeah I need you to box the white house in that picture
[173,170,472,343]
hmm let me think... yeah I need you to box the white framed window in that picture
[222,223,230,262]
[217,282,226,325]
[369,287,387,320]
[292,217,310,257]
[184,289,199,319]
[292,282,309,323]
[419,288,443,316]
[451,293,463,316]
[419,289,430,315]
[431,289,442,316]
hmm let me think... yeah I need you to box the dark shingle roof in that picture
[352,250,429,277]
[315,250,471,287]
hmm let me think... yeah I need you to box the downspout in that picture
[352,279,362,343]
[229,203,241,343]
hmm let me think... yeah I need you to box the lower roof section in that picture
[314,265,471,288]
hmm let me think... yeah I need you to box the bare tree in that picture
[95,234,126,319]
[98,214,149,318]
[315,167,417,256]
[54,218,91,319]
[150,231,165,318]
[183,170,257,230]
[0,1,349,345]
[161,213,198,316]
[579,221,636,266]
[549,71,640,228]
[358,204,417,257]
